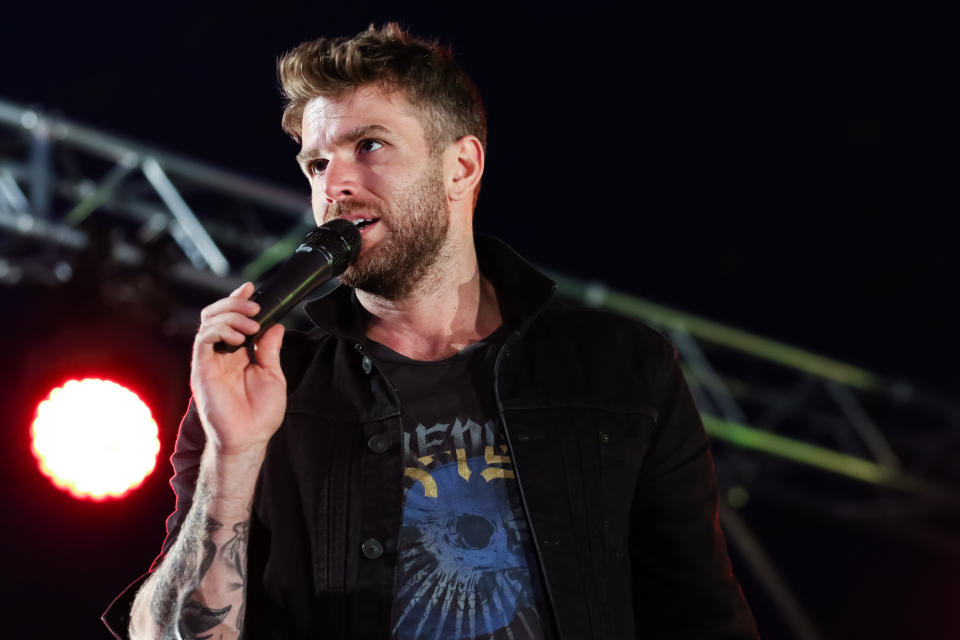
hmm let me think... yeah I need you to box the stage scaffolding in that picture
[3,97,958,639]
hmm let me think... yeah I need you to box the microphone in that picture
[213,218,361,354]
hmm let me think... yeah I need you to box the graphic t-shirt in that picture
[366,328,552,640]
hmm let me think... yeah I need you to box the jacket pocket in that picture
[598,410,657,545]
[597,409,657,467]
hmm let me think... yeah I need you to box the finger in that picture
[229,281,255,298]
[205,312,261,335]
[196,316,260,345]
[200,296,260,322]
[196,314,261,346]
[196,324,247,348]
[254,323,285,371]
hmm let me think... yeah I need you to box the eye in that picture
[358,139,383,154]
[307,158,328,176]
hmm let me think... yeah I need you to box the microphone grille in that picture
[302,219,362,274]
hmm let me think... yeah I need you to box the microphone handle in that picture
[213,245,338,354]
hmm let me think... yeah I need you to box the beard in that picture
[333,158,450,300]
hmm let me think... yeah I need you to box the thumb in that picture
[255,323,285,373]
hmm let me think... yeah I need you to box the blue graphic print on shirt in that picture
[392,421,546,640]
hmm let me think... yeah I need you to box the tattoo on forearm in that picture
[222,521,249,580]
[199,517,223,580]
[179,600,232,639]
[147,495,249,638]
[222,520,250,630]
[235,593,247,632]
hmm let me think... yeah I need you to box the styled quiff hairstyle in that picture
[278,23,486,154]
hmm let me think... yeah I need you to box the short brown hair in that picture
[277,23,486,154]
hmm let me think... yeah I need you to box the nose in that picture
[320,155,358,204]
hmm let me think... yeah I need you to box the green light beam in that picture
[702,413,955,500]
[550,273,882,392]
[242,225,311,281]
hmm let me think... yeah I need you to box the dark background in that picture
[1,2,955,638]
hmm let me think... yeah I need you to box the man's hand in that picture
[191,282,287,456]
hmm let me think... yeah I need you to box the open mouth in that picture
[352,218,378,232]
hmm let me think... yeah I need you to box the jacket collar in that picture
[303,234,557,342]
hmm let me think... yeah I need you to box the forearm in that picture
[129,445,265,640]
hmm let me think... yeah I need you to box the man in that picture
[107,23,758,640]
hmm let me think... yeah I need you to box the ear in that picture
[444,135,485,203]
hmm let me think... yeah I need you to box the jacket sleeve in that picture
[153,398,207,565]
[101,399,207,639]
[629,346,759,638]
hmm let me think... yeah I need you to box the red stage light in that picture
[30,378,161,501]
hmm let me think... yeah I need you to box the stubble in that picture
[335,157,450,300]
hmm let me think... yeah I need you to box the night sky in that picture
[1,2,956,638]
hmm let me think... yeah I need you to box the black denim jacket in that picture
[104,236,758,639]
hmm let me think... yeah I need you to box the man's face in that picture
[297,85,450,299]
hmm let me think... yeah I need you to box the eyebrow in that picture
[296,124,394,166]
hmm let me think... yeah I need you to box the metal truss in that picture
[0,98,314,301]
[3,97,959,640]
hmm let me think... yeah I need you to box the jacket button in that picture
[361,538,383,559]
[598,431,610,443]
[367,434,389,454]
[361,355,372,374]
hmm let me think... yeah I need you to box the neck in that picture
[357,235,502,361]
